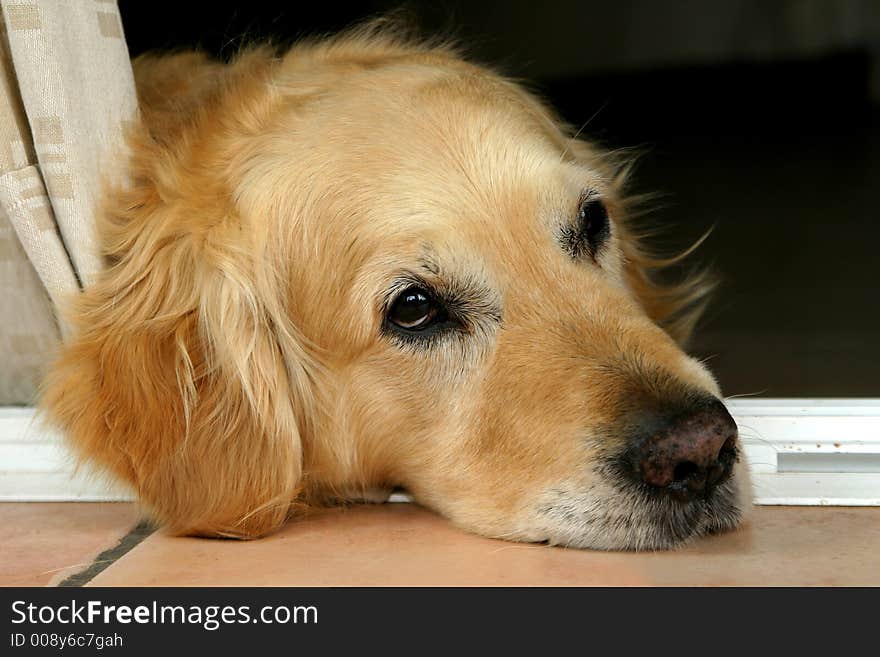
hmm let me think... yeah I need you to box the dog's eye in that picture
[387,286,442,331]
[578,195,610,257]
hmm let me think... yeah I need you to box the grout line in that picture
[57,520,156,587]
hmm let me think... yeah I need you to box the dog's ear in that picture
[42,52,314,538]
[131,51,227,146]
[42,212,313,537]
[43,211,312,538]
[614,222,716,346]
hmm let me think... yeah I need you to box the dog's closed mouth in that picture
[537,471,743,551]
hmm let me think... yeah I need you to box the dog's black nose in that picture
[631,399,738,500]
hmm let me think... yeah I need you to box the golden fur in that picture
[42,24,749,549]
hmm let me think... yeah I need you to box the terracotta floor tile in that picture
[89,504,880,586]
[0,503,142,587]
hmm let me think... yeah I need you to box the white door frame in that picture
[2,400,879,504]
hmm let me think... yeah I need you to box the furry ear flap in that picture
[42,211,311,539]
[614,224,717,347]
[41,47,313,538]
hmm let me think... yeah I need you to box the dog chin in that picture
[530,469,746,551]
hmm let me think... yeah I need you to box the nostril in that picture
[721,436,737,454]
[672,460,699,482]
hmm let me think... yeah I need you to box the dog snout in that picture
[630,399,738,500]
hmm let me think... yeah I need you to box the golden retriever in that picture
[42,23,750,550]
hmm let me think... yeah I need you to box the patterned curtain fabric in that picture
[0,0,136,404]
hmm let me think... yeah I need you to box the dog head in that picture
[44,26,749,549]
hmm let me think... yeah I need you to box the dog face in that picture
[43,29,749,549]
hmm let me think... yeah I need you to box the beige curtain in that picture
[0,0,136,404]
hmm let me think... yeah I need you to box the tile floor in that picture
[0,502,141,586]
[2,502,878,586]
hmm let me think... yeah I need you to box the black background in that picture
[118,0,880,397]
